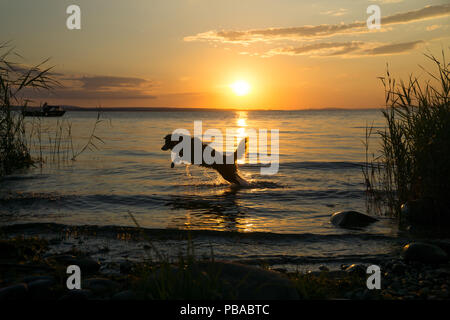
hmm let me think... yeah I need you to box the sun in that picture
[230,80,251,96]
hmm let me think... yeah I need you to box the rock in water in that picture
[400,198,442,225]
[345,264,366,276]
[402,242,448,264]
[330,211,378,228]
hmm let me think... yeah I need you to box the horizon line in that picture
[15,105,385,112]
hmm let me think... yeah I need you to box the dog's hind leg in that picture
[234,173,249,186]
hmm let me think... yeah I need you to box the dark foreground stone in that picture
[82,278,120,296]
[112,290,138,300]
[27,279,55,299]
[0,241,19,259]
[196,261,300,300]
[141,260,300,300]
[45,254,100,274]
[330,211,378,228]
[345,264,367,276]
[0,283,28,300]
[400,198,449,226]
[59,289,93,301]
[402,242,448,264]
[1,231,449,300]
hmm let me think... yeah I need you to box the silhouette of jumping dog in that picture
[161,134,248,186]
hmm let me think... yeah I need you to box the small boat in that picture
[22,104,66,117]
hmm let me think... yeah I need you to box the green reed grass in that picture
[364,49,449,224]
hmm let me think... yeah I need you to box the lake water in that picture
[0,109,404,271]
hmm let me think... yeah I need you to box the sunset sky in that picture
[1,0,449,109]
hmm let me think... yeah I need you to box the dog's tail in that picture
[234,137,248,163]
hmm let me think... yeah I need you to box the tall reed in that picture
[24,110,105,165]
[1,43,105,176]
[0,42,58,176]
[365,50,449,224]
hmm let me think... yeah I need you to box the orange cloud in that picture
[184,4,450,43]
[265,40,425,58]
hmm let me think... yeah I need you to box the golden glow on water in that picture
[21,110,387,235]
[184,212,192,229]
[237,128,246,140]
[237,117,247,127]
[236,112,248,164]
[242,222,255,233]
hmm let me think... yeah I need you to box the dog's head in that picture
[161,134,180,151]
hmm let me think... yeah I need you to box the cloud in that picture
[361,40,424,55]
[19,75,157,101]
[58,75,156,100]
[184,23,366,43]
[382,4,450,25]
[321,8,349,17]
[75,76,150,91]
[266,42,363,57]
[8,64,64,77]
[266,40,425,57]
[426,24,441,31]
[184,4,450,43]
[44,88,157,100]
[2,57,157,101]
[371,0,404,3]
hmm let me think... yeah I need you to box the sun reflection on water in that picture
[236,112,248,164]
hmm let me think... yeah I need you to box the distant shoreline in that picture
[13,106,383,112]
